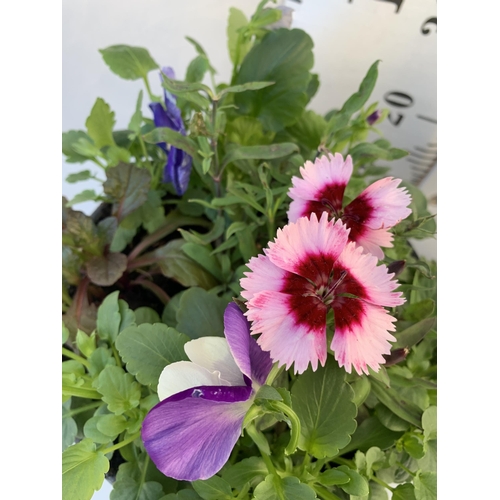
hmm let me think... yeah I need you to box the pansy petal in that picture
[336,241,405,307]
[287,153,353,222]
[344,177,411,230]
[223,303,273,385]
[185,336,245,387]
[157,361,227,401]
[149,102,178,130]
[246,290,327,374]
[169,147,192,195]
[142,392,251,481]
[331,300,397,375]
[267,213,349,281]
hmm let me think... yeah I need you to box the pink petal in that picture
[267,213,349,281]
[287,153,353,222]
[240,253,287,302]
[353,227,394,260]
[336,241,405,307]
[331,301,397,375]
[344,177,412,230]
[245,290,327,374]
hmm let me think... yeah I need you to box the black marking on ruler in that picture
[406,142,437,184]
[416,115,437,124]
[410,151,436,160]
[415,146,437,153]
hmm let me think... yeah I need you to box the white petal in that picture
[157,361,227,401]
[185,337,245,386]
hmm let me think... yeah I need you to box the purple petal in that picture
[224,303,273,386]
[142,386,251,481]
[167,147,192,195]
[161,66,176,80]
[149,102,178,130]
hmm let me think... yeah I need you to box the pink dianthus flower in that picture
[287,153,412,259]
[240,213,404,375]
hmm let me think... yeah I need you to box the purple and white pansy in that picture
[141,303,273,481]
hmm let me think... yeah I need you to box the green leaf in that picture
[375,404,411,432]
[235,29,314,131]
[221,457,268,490]
[63,130,94,163]
[95,365,141,415]
[161,76,213,98]
[317,468,350,486]
[392,484,417,500]
[181,243,222,281]
[402,299,435,322]
[291,358,357,458]
[336,466,369,496]
[340,60,379,117]
[217,81,275,99]
[103,163,151,221]
[66,170,93,183]
[134,307,161,325]
[62,401,78,451]
[96,414,129,436]
[128,90,143,133]
[116,324,190,387]
[99,45,158,81]
[349,142,408,163]
[143,127,199,160]
[62,439,109,500]
[422,406,437,441]
[414,472,437,500]
[370,379,423,428]
[86,97,116,149]
[393,318,436,349]
[110,477,164,500]
[154,239,218,290]
[86,252,127,286]
[66,190,98,207]
[221,142,299,169]
[227,7,251,66]
[176,287,228,339]
[186,55,209,83]
[350,376,371,407]
[76,330,96,358]
[287,109,327,150]
[338,416,403,455]
[253,474,317,500]
[192,476,233,500]
[96,291,121,343]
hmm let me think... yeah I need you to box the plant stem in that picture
[142,75,156,103]
[330,457,354,468]
[130,278,171,305]
[313,485,343,500]
[100,431,141,455]
[246,424,277,476]
[395,461,416,477]
[371,476,394,492]
[62,347,90,368]
[63,401,102,418]
[211,99,221,198]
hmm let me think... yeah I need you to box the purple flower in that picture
[149,67,192,195]
[141,303,273,481]
[366,109,382,126]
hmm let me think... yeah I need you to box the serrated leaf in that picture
[392,484,417,500]
[62,439,109,500]
[192,476,233,500]
[134,307,161,325]
[287,109,327,150]
[176,287,228,339]
[422,406,437,441]
[86,252,127,286]
[110,477,164,500]
[235,29,314,131]
[63,130,94,163]
[317,468,350,486]
[86,98,116,150]
[186,55,209,83]
[99,44,158,81]
[221,457,267,490]
[103,163,151,220]
[253,474,317,500]
[95,365,141,415]
[291,358,357,458]
[66,170,93,183]
[116,324,189,388]
[414,472,437,500]
[96,414,129,436]
[96,291,121,343]
[66,190,98,207]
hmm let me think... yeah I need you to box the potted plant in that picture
[62,3,437,499]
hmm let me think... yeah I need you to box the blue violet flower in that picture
[149,67,192,195]
[141,303,273,481]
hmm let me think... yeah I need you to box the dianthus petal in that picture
[352,227,394,260]
[287,153,353,222]
[331,301,397,375]
[142,389,251,481]
[336,242,405,307]
[344,177,412,230]
[157,361,228,401]
[184,337,245,387]
[223,303,273,386]
[245,290,327,374]
[267,213,349,281]
[240,253,287,302]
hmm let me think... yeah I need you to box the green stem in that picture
[330,457,354,468]
[267,400,301,455]
[142,75,156,102]
[312,485,343,500]
[111,344,122,367]
[371,476,394,492]
[211,99,221,198]
[91,157,107,169]
[395,461,416,477]
[100,431,141,455]
[265,363,284,386]
[62,347,90,368]
[63,401,102,418]
[246,424,276,476]
[138,134,154,180]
